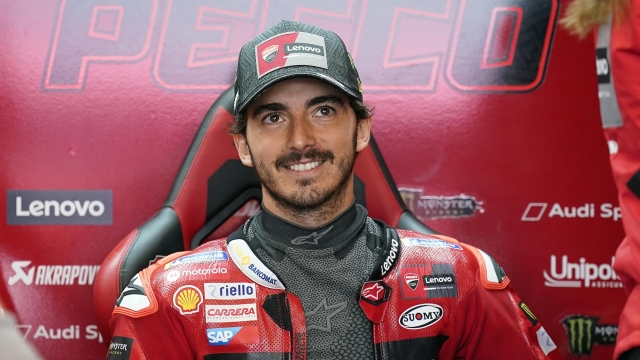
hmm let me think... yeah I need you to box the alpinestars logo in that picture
[8,261,100,286]
[543,255,622,288]
[290,225,333,245]
[561,315,617,357]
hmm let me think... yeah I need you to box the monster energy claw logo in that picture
[561,315,617,357]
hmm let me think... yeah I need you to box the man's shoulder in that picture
[113,238,233,318]
[394,230,510,291]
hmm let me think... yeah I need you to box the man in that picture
[109,20,561,359]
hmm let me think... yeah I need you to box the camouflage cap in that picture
[233,20,363,115]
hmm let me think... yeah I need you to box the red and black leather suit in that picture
[108,223,562,360]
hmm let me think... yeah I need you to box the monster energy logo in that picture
[561,315,617,357]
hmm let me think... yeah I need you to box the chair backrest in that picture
[93,86,435,340]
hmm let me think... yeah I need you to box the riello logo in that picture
[6,190,112,225]
[543,255,622,288]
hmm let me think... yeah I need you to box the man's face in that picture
[234,77,371,214]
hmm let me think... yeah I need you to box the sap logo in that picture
[205,283,256,300]
[206,327,241,346]
[7,190,112,225]
[8,261,100,286]
[398,304,443,330]
[521,203,621,221]
[544,255,622,288]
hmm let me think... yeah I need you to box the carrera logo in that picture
[398,304,444,330]
[8,261,99,286]
[261,45,278,63]
[7,190,112,225]
[206,304,257,323]
[404,273,419,290]
[173,285,203,315]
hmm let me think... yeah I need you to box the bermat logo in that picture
[8,261,99,286]
[521,202,621,221]
[7,190,112,225]
[543,255,622,288]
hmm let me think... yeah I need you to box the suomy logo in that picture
[7,190,112,225]
[8,261,100,286]
[543,255,622,288]
[398,304,443,329]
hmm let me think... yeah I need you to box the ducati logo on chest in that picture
[404,273,419,290]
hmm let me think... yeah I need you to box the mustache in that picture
[274,148,336,169]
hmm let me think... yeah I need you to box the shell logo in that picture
[173,285,203,315]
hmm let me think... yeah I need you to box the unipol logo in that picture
[7,190,112,225]
[543,255,622,288]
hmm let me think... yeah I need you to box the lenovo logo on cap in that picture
[7,190,112,225]
[255,32,327,78]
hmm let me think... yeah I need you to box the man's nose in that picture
[287,117,316,151]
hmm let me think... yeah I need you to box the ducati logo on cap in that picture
[404,273,419,290]
[261,45,278,63]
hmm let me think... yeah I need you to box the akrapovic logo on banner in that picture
[8,261,100,286]
[7,190,112,225]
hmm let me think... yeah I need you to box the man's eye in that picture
[314,107,334,117]
[263,114,282,124]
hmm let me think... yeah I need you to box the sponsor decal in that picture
[255,32,327,78]
[521,202,621,221]
[166,270,180,282]
[399,264,458,299]
[16,324,103,343]
[228,239,284,290]
[107,336,133,359]
[401,237,463,250]
[116,274,150,312]
[398,304,444,330]
[173,285,203,315]
[519,301,538,326]
[404,273,419,290]
[380,237,399,277]
[536,327,557,356]
[205,282,256,300]
[7,190,112,225]
[399,188,484,220]
[290,225,333,246]
[164,251,228,269]
[561,315,617,357]
[360,281,391,306]
[206,304,257,323]
[544,255,622,288]
[148,255,165,266]
[261,45,278,63]
[8,261,99,286]
[596,48,610,84]
[206,326,259,346]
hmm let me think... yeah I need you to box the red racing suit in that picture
[108,226,562,360]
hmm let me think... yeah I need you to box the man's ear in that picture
[355,117,372,153]
[233,133,254,167]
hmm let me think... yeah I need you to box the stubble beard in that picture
[248,131,357,223]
